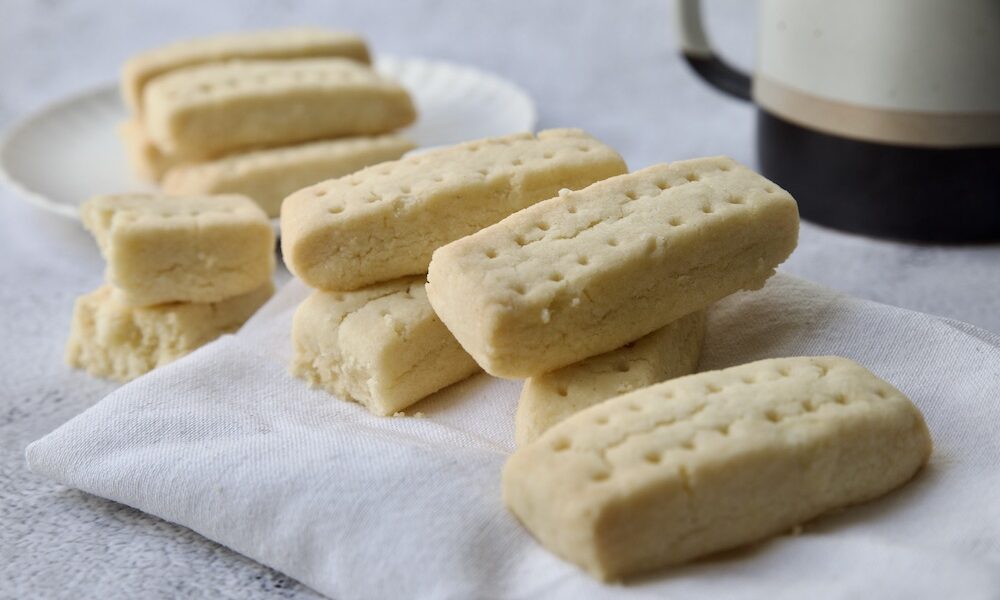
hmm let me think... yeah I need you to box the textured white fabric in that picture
[25,274,1000,599]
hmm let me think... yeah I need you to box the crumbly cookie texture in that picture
[162,135,415,218]
[122,28,370,112]
[80,194,274,306]
[427,156,799,378]
[143,58,415,159]
[119,119,185,182]
[515,310,705,446]
[291,276,480,416]
[281,129,627,291]
[503,356,932,581]
[66,281,274,381]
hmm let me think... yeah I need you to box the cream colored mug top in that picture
[675,0,1000,147]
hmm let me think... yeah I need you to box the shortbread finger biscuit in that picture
[291,277,480,415]
[503,356,932,581]
[66,281,274,381]
[162,135,415,218]
[119,119,184,182]
[282,129,627,291]
[427,156,799,378]
[81,194,274,306]
[122,28,370,112]
[515,310,705,446]
[143,59,415,158]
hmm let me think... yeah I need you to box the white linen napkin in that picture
[26,274,1000,599]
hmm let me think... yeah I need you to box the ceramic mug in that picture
[674,0,1000,242]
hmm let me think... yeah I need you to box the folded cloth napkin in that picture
[27,274,1000,599]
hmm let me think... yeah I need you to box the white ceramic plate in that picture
[0,55,537,220]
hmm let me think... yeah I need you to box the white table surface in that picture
[2,1,998,597]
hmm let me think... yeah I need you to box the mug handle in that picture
[674,0,752,101]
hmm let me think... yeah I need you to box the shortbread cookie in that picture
[119,119,184,182]
[81,194,274,306]
[66,281,274,381]
[503,356,932,581]
[143,59,415,158]
[122,28,370,112]
[291,276,480,415]
[282,129,627,291]
[515,310,705,446]
[162,135,415,217]
[427,156,799,378]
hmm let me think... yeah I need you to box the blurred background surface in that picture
[1,1,997,597]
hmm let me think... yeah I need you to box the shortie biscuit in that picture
[66,281,274,381]
[162,135,415,218]
[427,156,799,378]
[122,28,370,112]
[81,193,274,306]
[143,58,415,159]
[291,277,480,416]
[503,356,932,581]
[281,129,627,291]
[515,310,705,446]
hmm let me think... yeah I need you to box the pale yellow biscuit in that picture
[503,356,932,581]
[291,277,480,416]
[143,58,415,159]
[162,135,415,218]
[119,119,185,182]
[515,310,705,446]
[427,156,799,378]
[122,28,370,112]
[81,194,274,306]
[281,129,627,291]
[66,281,274,381]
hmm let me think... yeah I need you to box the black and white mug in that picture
[675,0,1000,242]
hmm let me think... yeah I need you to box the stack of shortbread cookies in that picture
[120,29,417,217]
[66,193,275,381]
[282,128,628,416]
[282,134,932,581]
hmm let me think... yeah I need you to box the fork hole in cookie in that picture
[477,169,489,176]
[514,234,527,246]
[834,393,848,405]
[685,173,700,182]
[537,221,550,231]
[702,204,714,214]
[802,400,816,412]
[669,216,683,227]
[716,424,730,435]
[399,185,411,194]
[591,472,610,482]
[778,367,791,377]
[874,389,888,399]
[511,158,523,166]
[432,175,444,182]
[727,195,745,205]
[644,452,661,465]
[765,409,782,423]
[616,362,630,373]
[706,383,722,394]
[566,205,577,214]
[607,238,619,247]
[628,403,641,412]
[548,272,563,282]
[552,438,570,451]
[595,415,609,425]
[625,191,638,201]
[510,283,526,295]
[556,385,568,397]
[742,375,756,384]
[328,205,344,214]
[578,145,591,152]
[484,249,497,259]
[656,180,670,190]
[576,255,589,266]
[681,439,696,450]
